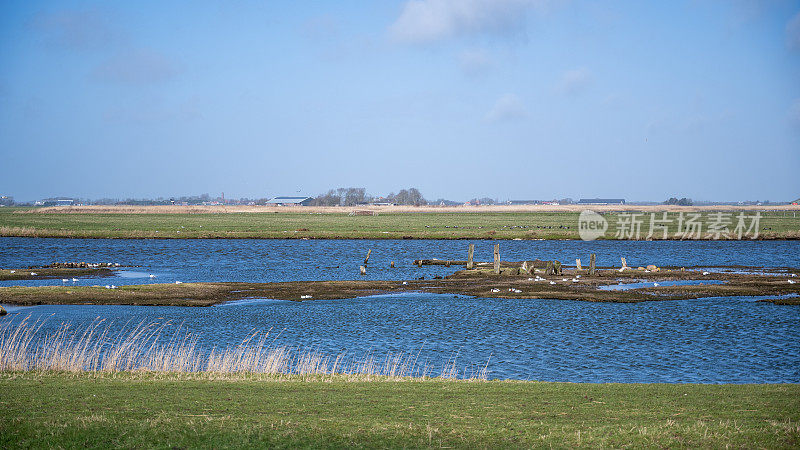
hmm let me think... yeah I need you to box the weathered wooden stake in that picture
[359,265,367,275]
[553,260,562,275]
[589,253,596,276]
[467,244,475,270]
[364,249,372,265]
[545,261,555,275]
[390,261,395,268]
[576,259,582,271]
[493,244,500,275]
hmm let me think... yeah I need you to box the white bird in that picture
[562,278,568,282]
[549,281,556,285]
[653,282,660,287]
[702,271,710,275]
[71,278,79,282]
[62,279,69,283]
[572,279,579,283]
[111,285,117,289]
[9,270,15,273]
[30,272,37,276]
[149,274,156,278]
[104,285,111,289]
[175,281,183,284]
[300,295,312,299]
[490,288,500,293]
[789,280,796,284]
[402,281,407,285]
[512,289,522,293]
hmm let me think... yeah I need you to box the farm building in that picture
[266,196,314,206]
[578,198,626,205]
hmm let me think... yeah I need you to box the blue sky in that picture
[1,0,799,202]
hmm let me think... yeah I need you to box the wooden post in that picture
[589,253,596,276]
[576,259,582,271]
[364,249,372,265]
[467,244,475,270]
[493,244,500,275]
[545,261,554,275]
[390,261,395,268]
[554,260,562,275]
[359,265,367,275]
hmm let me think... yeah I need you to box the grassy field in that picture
[1,207,799,239]
[1,372,798,448]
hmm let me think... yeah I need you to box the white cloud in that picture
[485,94,526,122]
[389,0,548,44]
[458,48,492,76]
[555,67,592,94]
[787,11,800,50]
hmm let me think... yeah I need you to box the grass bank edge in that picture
[2,372,798,449]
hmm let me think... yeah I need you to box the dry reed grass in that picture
[0,226,77,237]
[0,316,489,381]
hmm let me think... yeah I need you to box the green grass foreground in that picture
[1,373,798,448]
[1,208,799,239]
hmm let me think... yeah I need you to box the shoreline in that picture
[2,233,800,240]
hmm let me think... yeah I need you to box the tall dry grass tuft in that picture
[0,316,488,381]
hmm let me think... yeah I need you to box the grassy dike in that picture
[1,208,799,239]
[1,373,798,448]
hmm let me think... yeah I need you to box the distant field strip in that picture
[1,208,798,239]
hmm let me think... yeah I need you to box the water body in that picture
[2,237,799,286]
[1,237,799,382]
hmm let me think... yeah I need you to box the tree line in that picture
[309,187,427,206]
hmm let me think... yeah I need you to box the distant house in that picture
[266,196,313,206]
[578,198,625,205]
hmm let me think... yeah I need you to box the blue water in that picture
[1,237,799,286]
[2,237,800,383]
